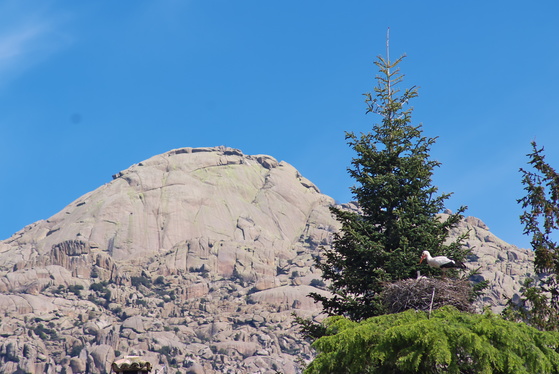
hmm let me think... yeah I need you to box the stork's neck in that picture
[424,252,433,261]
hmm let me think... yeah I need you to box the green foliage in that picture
[158,345,172,356]
[311,54,467,321]
[154,275,166,285]
[310,278,326,288]
[131,275,152,289]
[305,307,559,374]
[158,345,176,365]
[89,281,108,293]
[88,281,112,308]
[52,284,65,295]
[506,141,559,330]
[68,284,84,297]
[33,323,59,341]
[111,305,123,316]
[519,142,559,277]
[503,278,559,331]
[293,313,328,341]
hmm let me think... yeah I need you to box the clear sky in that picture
[1,1,558,249]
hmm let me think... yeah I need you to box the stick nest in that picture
[382,277,474,314]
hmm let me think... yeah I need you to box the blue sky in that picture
[1,1,558,249]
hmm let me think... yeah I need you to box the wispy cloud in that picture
[0,23,47,61]
[0,2,73,88]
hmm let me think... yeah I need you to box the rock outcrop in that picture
[0,146,534,373]
[446,214,534,312]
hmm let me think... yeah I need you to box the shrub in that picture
[131,275,152,289]
[33,324,58,341]
[305,307,559,374]
[68,284,84,296]
[310,279,326,288]
[89,281,108,292]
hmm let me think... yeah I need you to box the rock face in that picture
[0,146,533,373]
[445,214,534,312]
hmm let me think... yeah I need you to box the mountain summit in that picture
[0,146,532,373]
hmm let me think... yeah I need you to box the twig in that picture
[428,286,436,318]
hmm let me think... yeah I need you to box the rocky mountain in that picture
[0,146,533,373]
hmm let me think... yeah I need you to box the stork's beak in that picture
[419,255,425,264]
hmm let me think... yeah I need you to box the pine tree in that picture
[305,307,559,374]
[504,141,559,330]
[309,54,468,321]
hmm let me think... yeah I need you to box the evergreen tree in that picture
[504,141,559,330]
[305,307,559,374]
[310,55,467,321]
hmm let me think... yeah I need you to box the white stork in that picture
[419,250,466,270]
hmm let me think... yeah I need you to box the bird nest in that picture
[381,277,474,314]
